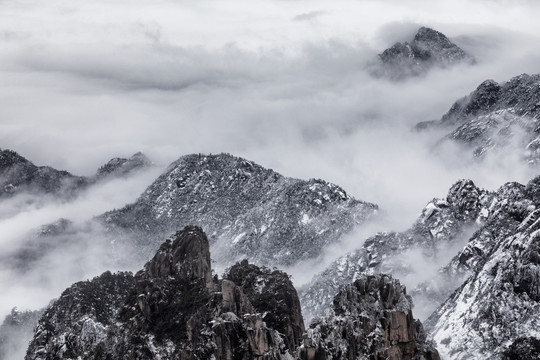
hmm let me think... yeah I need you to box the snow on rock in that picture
[299,179,487,322]
[425,175,540,359]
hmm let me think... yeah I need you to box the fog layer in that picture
[1,0,540,327]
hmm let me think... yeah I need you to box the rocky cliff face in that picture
[372,27,474,80]
[102,153,378,268]
[419,73,540,164]
[299,274,440,360]
[300,179,487,321]
[224,260,305,352]
[25,226,305,359]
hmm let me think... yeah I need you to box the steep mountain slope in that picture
[425,176,540,359]
[371,27,474,80]
[300,274,440,360]
[300,179,487,321]
[419,73,540,164]
[101,153,378,268]
[25,226,305,359]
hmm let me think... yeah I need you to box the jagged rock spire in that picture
[139,225,213,289]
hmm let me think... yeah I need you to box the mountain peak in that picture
[440,74,540,126]
[104,152,377,268]
[374,26,474,80]
[139,225,213,288]
[414,26,451,45]
[0,149,30,169]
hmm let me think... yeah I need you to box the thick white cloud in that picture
[1,0,540,331]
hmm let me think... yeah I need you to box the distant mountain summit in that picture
[102,153,378,268]
[372,27,474,79]
[440,74,540,126]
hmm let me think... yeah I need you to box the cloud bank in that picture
[1,0,540,329]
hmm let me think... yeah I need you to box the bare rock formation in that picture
[299,274,440,360]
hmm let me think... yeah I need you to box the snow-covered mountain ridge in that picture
[419,73,540,164]
[300,178,486,321]
[426,175,540,359]
[101,153,378,268]
[302,174,540,359]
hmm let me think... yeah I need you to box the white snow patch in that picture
[301,213,311,225]
[232,232,246,245]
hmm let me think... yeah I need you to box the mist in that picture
[0,168,163,318]
[1,0,540,355]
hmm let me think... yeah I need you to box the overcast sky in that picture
[1,0,540,331]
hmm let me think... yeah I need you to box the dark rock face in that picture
[139,226,213,287]
[373,27,474,80]
[502,337,540,360]
[422,74,540,164]
[25,226,305,359]
[300,179,486,321]
[28,271,137,359]
[224,260,306,351]
[299,274,440,360]
[102,153,378,268]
